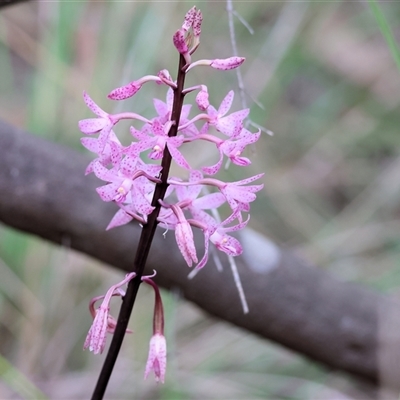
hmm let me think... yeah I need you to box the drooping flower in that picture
[144,333,167,383]
[143,276,167,383]
[164,203,198,267]
[84,302,109,355]
[175,223,197,267]
[84,273,136,354]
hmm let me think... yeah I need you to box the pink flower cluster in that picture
[79,6,263,272]
[79,7,263,268]
[81,6,264,385]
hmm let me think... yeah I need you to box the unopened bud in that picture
[182,6,197,31]
[193,9,203,37]
[196,85,209,111]
[108,82,141,100]
[173,29,188,54]
[157,69,175,87]
[173,29,191,66]
[210,57,245,70]
[185,57,245,73]
[108,75,162,100]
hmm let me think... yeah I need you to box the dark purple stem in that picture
[91,54,187,400]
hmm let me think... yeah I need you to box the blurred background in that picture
[0,0,400,398]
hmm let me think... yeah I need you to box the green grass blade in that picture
[0,354,48,399]
[368,0,400,72]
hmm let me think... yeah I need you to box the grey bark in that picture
[1,120,400,392]
[0,0,32,9]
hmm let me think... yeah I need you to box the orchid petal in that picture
[83,91,108,117]
[218,90,234,116]
[106,209,133,230]
[79,118,108,134]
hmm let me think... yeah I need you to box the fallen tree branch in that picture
[1,120,400,391]
[0,0,32,9]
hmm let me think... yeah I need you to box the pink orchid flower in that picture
[84,273,136,354]
[93,157,160,206]
[128,120,191,170]
[80,130,123,175]
[144,333,167,383]
[207,90,249,138]
[142,276,167,383]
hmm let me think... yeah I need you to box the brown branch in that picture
[0,119,400,391]
[0,0,32,9]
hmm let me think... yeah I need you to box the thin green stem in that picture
[91,54,187,400]
[368,0,400,73]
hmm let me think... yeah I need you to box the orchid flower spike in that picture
[81,6,264,383]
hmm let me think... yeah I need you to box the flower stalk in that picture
[90,54,187,400]
[79,6,263,399]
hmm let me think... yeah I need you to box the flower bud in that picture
[193,8,203,37]
[182,6,197,31]
[157,69,174,86]
[210,57,245,70]
[108,75,162,100]
[185,57,245,72]
[108,82,141,100]
[196,85,209,111]
[173,29,191,65]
